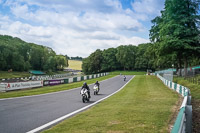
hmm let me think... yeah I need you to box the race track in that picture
[0,75,133,133]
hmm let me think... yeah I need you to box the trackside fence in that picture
[0,73,75,82]
[0,72,109,92]
[0,83,7,92]
[156,73,192,133]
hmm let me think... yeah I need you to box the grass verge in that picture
[0,71,31,79]
[173,77,200,99]
[173,77,200,132]
[109,71,146,75]
[0,75,115,99]
[0,71,70,79]
[42,75,179,133]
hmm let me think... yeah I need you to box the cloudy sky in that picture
[0,0,165,57]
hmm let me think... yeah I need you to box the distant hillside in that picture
[68,60,82,70]
[0,35,67,72]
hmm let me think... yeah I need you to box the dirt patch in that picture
[108,120,122,125]
[192,99,200,132]
[107,131,124,133]
[167,95,183,132]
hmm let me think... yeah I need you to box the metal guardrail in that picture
[0,73,75,82]
[0,83,6,92]
[155,73,192,133]
[171,95,192,133]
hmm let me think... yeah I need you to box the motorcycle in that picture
[124,76,126,81]
[93,84,99,95]
[80,88,90,103]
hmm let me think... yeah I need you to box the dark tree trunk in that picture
[184,57,188,77]
[177,57,182,76]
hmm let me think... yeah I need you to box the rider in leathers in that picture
[94,81,100,91]
[81,82,91,98]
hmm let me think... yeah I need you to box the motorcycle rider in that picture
[124,75,126,81]
[94,81,100,91]
[81,82,91,98]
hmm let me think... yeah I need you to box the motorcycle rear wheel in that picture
[87,98,90,102]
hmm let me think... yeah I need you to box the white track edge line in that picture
[0,75,119,101]
[27,75,135,133]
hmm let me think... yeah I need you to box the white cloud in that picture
[0,15,149,57]
[0,0,161,57]
[10,4,29,18]
[131,0,164,19]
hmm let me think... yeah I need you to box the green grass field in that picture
[174,77,200,99]
[42,75,179,133]
[0,71,69,79]
[109,71,146,75]
[0,75,115,99]
[0,71,31,79]
[173,77,200,132]
[68,60,82,70]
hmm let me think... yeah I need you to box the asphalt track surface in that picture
[0,75,133,133]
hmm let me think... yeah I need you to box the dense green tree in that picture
[55,55,68,70]
[150,0,200,76]
[29,45,43,70]
[101,48,120,72]
[0,35,67,72]
[82,49,103,74]
[90,49,103,73]
[82,58,90,74]
[116,45,137,70]
[70,56,83,60]
[43,56,56,72]
[135,43,149,70]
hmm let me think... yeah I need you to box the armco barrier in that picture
[4,81,43,91]
[0,83,6,92]
[81,76,84,81]
[156,74,192,133]
[54,72,108,85]
[77,77,81,82]
[73,77,77,82]
[64,79,68,84]
[43,79,64,86]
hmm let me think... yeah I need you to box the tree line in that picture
[70,56,83,61]
[82,44,155,74]
[149,0,200,76]
[82,0,200,75]
[0,35,68,72]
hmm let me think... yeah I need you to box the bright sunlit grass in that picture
[0,71,31,79]
[68,60,82,70]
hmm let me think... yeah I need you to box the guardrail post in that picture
[185,105,192,133]
[187,96,192,105]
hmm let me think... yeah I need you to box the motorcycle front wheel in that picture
[82,96,86,103]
